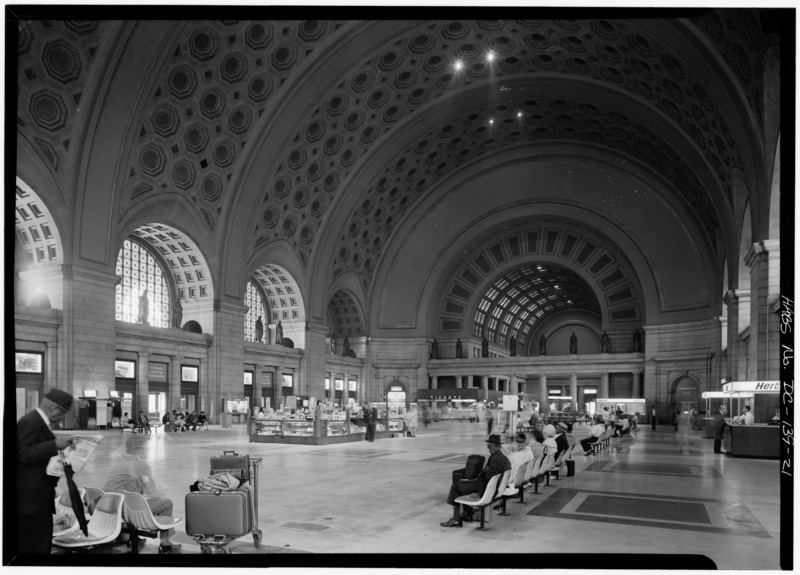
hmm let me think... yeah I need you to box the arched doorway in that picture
[671,376,700,422]
[384,379,408,413]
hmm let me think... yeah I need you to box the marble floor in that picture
[37,420,786,569]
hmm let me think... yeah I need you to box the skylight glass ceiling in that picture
[472,264,600,348]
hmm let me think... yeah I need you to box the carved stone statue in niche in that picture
[275,320,283,345]
[509,335,517,357]
[342,336,351,357]
[633,329,642,352]
[539,334,547,356]
[138,289,149,324]
[430,339,439,360]
[172,298,183,329]
[570,332,578,354]
[456,338,463,359]
[601,331,609,353]
[330,335,337,355]
[255,316,264,342]
[481,337,489,358]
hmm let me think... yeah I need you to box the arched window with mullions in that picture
[115,238,171,327]
[244,280,267,342]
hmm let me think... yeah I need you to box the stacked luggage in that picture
[185,451,263,554]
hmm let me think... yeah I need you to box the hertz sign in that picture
[723,381,780,394]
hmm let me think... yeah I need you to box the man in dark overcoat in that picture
[16,389,76,555]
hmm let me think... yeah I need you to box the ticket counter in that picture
[724,424,780,459]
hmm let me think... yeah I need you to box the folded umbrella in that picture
[62,461,88,536]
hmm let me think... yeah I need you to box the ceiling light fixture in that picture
[486,50,496,62]
[454,59,464,71]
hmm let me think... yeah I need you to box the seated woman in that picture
[581,416,606,454]
[173,412,186,432]
[121,412,137,433]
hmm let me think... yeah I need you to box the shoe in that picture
[439,518,461,528]
[460,513,473,523]
[159,543,182,554]
[584,451,592,456]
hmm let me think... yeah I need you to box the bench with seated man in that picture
[440,434,511,528]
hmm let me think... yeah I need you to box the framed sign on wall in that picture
[181,365,199,382]
[15,352,43,374]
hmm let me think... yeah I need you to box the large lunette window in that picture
[115,239,170,327]
[244,280,267,342]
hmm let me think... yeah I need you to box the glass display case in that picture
[326,420,349,436]
[387,416,404,432]
[283,420,314,436]
[252,419,283,436]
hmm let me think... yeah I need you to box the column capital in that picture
[138,351,150,359]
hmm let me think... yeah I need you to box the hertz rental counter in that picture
[723,423,780,459]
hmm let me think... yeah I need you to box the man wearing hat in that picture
[16,388,77,555]
[440,434,511,527]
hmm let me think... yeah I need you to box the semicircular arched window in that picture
[115,238,170,327]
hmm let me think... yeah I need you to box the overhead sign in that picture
[723,381,779,394]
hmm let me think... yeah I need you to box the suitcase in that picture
[210,451,251,483]
[185,484,253,537]
[452,454,485,483]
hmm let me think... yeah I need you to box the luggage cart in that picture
[189,453,263,554]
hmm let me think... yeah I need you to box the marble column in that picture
[431,375,438,389]
[274,365,284,409]
[45,341,58,395]
[601,373,609,398]
[137,352,150,418]
[170,355,182,413]
[253,365,263,411]
[539,375,547,411]
[570,374,578,414]
[481,375,489,401]
[746,240,780,379]
[633,372,643,398]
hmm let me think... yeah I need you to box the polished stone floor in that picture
[44,419,784,569]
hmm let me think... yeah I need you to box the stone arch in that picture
[15,177,66,308]
[669,374,701,407]
[113,217,215,332]
[246,240,308,346]
[433,217,642,348]
[326,271,368,339]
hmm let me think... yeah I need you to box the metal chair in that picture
[52,492,124,552]
[121,491,183,555]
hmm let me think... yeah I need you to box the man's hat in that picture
[486,434,502,445]
[44,388,74,411]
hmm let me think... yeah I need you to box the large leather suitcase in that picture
[452,454,485,483]
[185,485,253,537]
[210,451,251,483]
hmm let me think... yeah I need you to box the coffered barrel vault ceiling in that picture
[14,11,779,337]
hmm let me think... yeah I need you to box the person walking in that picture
[711,406,728,454]
[650,406,657,431]
[485,408,494,436]
[17,389,77,555]
[422,405,431,428]
[672,406,680,431]
[362,403,372,441]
